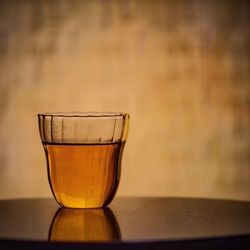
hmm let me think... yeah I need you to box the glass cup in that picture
[38,112,129,208]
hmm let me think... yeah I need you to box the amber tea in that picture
[44,142,124,208]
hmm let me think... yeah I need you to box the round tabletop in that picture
[0,197,250,249]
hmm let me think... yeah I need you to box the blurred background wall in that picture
[0,0,249,200]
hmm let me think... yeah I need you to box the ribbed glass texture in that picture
[38,112,129,208]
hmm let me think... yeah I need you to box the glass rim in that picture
[37,112,128,118]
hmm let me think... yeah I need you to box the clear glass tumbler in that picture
[38,112,129,208]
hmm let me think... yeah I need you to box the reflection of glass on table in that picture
[48,207,121,242]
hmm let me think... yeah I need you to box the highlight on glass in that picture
[38,112,129,208]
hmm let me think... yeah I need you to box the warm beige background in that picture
[0,0,249,200]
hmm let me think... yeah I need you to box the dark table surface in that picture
[0,197,250,249]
